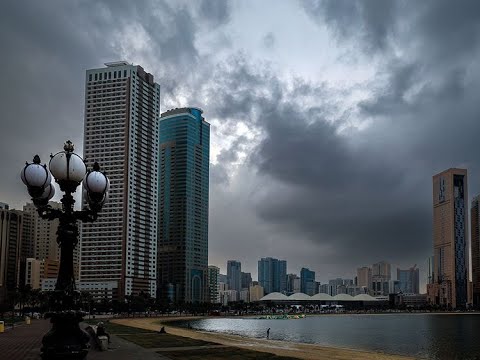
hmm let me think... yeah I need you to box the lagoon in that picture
[175,314,480,359]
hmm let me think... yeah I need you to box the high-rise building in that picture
[227,260,242,293]
[427,168,468,308]
[0,208,23,303]
[372,261,391,296]
[218,273,227,284]
[25,258,42,289]
[471,196,480,306]
[357,266,372,291]
[286,273,301,295]
[397,266,420,294]
[208,265,220,303]
[80,62,160,299]
[300,267,316,295]
[241,272,252,290]
[258,257,287,294]
[157,107,210,303]
[249,284,264,302]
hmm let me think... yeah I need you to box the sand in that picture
[111,317,418,360]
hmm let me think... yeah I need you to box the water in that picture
[175,314,480,359]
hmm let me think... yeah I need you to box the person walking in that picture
[267,328,270,339]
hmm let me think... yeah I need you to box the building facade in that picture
[80,62,160,299]
[208,265,220,303]
[427,168,469,308]
[227,260,242,293]
[397,266,420,294]
[258,257,287,294]
[472,196,480,307]
[286,273,301,295]
[300,267,316,296]
[0,208,23,303]
[157,107,210,303]
[241,272,252,290]
[357,266,372,292]
[372,261,391,296]
[249,284,265,302]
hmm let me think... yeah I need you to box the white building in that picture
[80,62,160,299]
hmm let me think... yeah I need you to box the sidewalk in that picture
[0,319,169,359]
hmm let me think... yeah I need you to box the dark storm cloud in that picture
[301,0,398,52]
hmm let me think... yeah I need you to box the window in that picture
[99,73,102,80]
[124,70,127,77]
[95,73,98,81]
[89,74,92,81]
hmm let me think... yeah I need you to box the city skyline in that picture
[2,1,480,289]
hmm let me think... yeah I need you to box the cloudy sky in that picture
[1,0,479,288]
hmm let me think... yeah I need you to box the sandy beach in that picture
[111,317,418,360]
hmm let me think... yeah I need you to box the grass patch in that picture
[82,320,155,335]
[117,333,216,348]
[158,346,299,359]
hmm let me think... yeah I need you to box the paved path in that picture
[0,319,48,359]
[0,319,169,359]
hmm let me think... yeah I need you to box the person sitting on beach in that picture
[159,326,166,334]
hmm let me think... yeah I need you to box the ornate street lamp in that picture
[21,140,109,360]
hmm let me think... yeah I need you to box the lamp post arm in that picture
[36,205,62,220]
[74,209,99,223]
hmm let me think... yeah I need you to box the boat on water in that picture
[257,314,306,320]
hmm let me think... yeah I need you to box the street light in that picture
[21,140,109,360]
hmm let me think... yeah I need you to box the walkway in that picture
[0,319,169,359]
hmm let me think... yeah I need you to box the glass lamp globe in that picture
[84,164,108,195]
[21,155,51,188]
[39,183,56,201]
[49,151,87,183]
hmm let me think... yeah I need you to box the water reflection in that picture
[176,314,480,359]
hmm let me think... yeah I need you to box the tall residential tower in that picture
[427,168,468,308]
[472,196,480,306]
[157,108,210,303]
[80,62,160,299]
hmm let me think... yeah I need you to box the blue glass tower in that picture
[157,108,210,303]
[300,267,316,295]
[258,257,287,294]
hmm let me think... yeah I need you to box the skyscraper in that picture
[286,273,300,295]
[472,196,480,306]
[356,266,372,291]
[372,261,391,296]
[157,108,210,303]
[427,168,468,308]
[241,272,252,290]
[258,257,287,294]
[227,260,242,293]
[300,267,316,295]
[208,265,220,303]
[0,208,23,303]
[397,266,420,294]
[80,62,160,299]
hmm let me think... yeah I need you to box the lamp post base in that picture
[41,311,89,360]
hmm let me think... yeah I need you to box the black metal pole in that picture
[40,191,89,360]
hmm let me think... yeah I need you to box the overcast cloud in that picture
[1,0,479,288]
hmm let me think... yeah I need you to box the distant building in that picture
[372,261,391,296]
[427,168,469,309]
[472,196,480,307]
[241,272,252,290]
[249,284,264,302]
[0,202,9,210]
[0,208,23,303]
[357,267,372,291]
[218,273,227,284]
[258,257,287,294]
[158,107,210,303]
[239,289,249,302]
[227,260,242,292]
[397,266,420,294]
[25,258,42,289]
[219,289,238,305]
[300,268,316,296]
[286,274,301,295]
[208,266,220,303]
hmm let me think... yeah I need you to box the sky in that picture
[1,0,480,289]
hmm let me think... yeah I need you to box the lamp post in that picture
[21,140,109,359]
